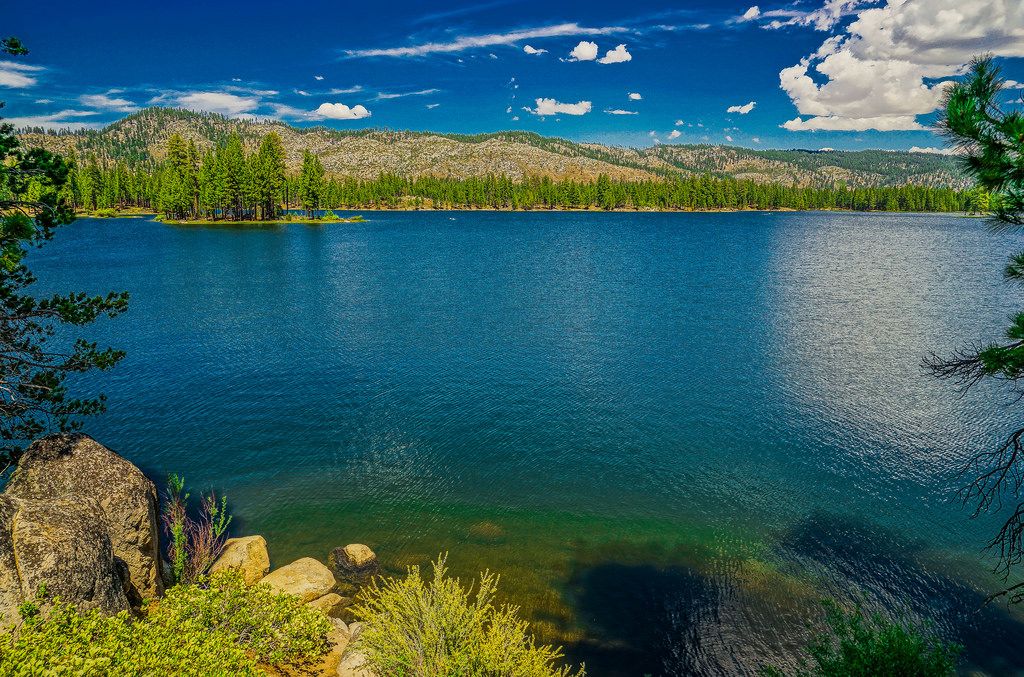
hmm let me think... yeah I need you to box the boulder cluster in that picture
[0,434,380,676]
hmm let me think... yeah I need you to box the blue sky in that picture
[3,0,1022,151]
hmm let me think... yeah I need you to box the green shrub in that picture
[320,209,341,221]
[351,555,584,677]
[161,473,232,584]
[0,571,331,676]
[151,570,331,665]
[767,601,960,677]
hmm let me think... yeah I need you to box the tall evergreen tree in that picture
[298,149,326,217]
[251,132,286,220]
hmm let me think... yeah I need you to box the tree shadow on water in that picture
[775,511,1024,676]
[561,545,731,677]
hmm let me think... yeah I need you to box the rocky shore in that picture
[0,434,377,676]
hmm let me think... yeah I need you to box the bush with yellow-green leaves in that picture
[0,570,331,676]
[351,555,585,677]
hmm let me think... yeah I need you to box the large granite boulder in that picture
[4,434,162,604]
[210,535,270,585]
[0,495,130,626]
[259,557,336,603]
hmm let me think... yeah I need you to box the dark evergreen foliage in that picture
[927,56,1024,604]
[0,39,127,473]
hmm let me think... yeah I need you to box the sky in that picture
[2,0,1023,151]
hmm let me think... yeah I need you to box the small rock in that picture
[331,617,350,636]
[348,621,365,642]
[337,649,375,677]
[210,535,270,585]
[468,520,505,541]
[307,592,351,617]
[259,557,336,603]
[328,544,379,586]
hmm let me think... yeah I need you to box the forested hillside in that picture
[17,108,968,189]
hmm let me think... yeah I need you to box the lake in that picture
[29,211,1024,675]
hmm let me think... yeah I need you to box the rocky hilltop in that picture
[17,107,968,189]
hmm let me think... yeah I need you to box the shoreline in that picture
[90,206,977,224]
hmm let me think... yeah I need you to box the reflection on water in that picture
[27,212,1024,675]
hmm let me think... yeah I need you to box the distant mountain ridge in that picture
[16,107,969,189]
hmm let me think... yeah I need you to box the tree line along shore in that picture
[55,132,971,222]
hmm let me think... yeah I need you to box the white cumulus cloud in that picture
[314,75,324,80]
[741,6,761,21]
[568,41,598,61]
[674,119,684,126]
[528,98,592,116]
[668,130,681,139]
[727,101,756,114]
[779,0,1024,132]
[597,44,632,64]
[523,45,547,55]
[315,102,372,120]
[628,92,642,100]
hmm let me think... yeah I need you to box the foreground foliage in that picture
[161,473,232,585]
[0,570,331,676]
[767,602,960,677]
[351,555,584,677]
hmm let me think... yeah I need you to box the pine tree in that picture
[0,37,128,472]
[927,56,1024,604]
[298,149,326,217]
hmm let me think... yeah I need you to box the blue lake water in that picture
[29,211,1024,675]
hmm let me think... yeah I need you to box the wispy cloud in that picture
[374,88,440,100]
[152,90,262,117]
[0,60,43,89]
[5,109,99,131]
[345,23,627,58]
[605,109,638,115]
[727,101,756,114]
[329,85,364,95]
[79,92,139,113]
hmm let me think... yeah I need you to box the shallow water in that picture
[29,211,1024,675]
